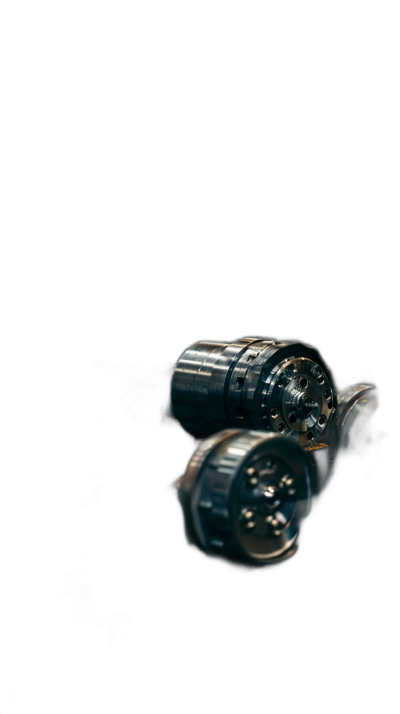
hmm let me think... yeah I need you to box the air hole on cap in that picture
[271,407,279,418]
[278,423,285,432]
[300,378,308,388]
[289,412,297,424]
[318,415,327,426]
[317,375,324,384]
[324,389,330,398]
[327,399,333,409]
[307,431,314,441]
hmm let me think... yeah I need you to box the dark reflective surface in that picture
[39,286,398,651]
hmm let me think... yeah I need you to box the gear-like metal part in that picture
[177,429,314,564]
[261,356,334,446]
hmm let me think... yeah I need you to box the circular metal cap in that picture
[179,429,314,564]
[263,357,334,446]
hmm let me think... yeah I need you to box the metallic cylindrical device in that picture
[177,429,315,564]
[171,337,336,446]
[337,384,382,456]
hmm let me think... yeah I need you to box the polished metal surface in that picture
[171,337,263,437]
[171,336,336,444]
[337,384,379,456]
[178,429,314,565]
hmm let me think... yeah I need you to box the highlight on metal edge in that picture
[177,429,314,564]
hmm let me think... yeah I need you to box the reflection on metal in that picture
[177,429,313,564]
[337,384,382,456]
[170,337,337,488]
[171,336,336,446]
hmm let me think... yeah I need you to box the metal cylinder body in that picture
[171,336,336,446]
[177,429,314,564]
